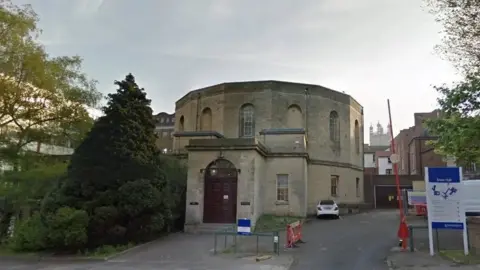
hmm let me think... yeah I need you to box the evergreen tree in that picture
[45,74,169,246]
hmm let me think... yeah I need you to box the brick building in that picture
[394,110,447,176]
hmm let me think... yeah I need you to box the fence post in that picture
[214,233,217,255]
[408,226,414,252]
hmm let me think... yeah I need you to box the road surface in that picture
[290,210,398,270]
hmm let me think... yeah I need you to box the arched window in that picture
[239,104,255,137]
[286,104,303,128]
[354,120,360,154]
[179,115,185,132]
[200,107,212,131]
[329,111,340,143]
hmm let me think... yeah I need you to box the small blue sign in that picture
[237,218,251,235]
[432,222,464,230]
[428,167,461,183]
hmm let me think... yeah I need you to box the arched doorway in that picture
[203,159,238,223]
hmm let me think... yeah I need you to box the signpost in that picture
[237,218,251,235]
[425,167,469,256]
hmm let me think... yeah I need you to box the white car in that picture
[316,200,340,218]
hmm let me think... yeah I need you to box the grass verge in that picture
[440,250,480,265]
[254,214,304,233]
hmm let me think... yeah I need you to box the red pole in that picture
[387,99,408,250]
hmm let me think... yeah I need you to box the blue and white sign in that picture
[425,167,468,256]
[237,218,251,235]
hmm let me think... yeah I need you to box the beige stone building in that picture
[172,80,364,231]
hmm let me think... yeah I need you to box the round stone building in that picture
[172,80,364,232]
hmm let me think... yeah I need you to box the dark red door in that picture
[203,159,238,224]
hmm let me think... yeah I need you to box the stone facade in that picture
[154,112,175,152]
[172,80,364,231]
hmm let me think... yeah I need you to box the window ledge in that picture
[275,201,289,205]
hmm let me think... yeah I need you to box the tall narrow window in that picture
[200,107,212,131]
[354,120,360,154]
[239,104,255,137]
[331,175,339,196]
[276,174,289,201]
[179,115,185,132]
[356,177,360,197]
[286,104,303,128]
[329,111,340,143]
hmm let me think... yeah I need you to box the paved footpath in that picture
[0,233,292,270]
[387,250,480,270]
[289,210,400,270]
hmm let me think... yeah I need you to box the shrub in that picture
[46,207,89,250]
[8,213,48,251]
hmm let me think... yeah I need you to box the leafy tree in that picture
[425,0,480,74]
[0,1,101,169]
[426,72,480,164]
[45,74,169,246]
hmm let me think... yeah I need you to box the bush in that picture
[9,213,48,251]
[8,207,89,252]
[46,207,89,250]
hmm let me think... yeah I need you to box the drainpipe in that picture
[304,88,309,138]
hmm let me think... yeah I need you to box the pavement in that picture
[0,210,406,270]
[386,249,480,269]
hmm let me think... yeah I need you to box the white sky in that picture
[14,0,462,143]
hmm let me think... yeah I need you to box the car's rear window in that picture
[320,200,335,205]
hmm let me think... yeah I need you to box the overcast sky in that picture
[14,0,461,142]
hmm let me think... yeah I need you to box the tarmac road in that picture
[289,210,399,270]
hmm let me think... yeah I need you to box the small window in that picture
[356,178,360,197]
[276,174,289,201]
[319,200,335,205]
[331,175,339,196]
[386,169,393,175]
[162,131,168,138]
[161,118,165,123]
[172,117,175,123]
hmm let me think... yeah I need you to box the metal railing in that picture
[213,227,280,255]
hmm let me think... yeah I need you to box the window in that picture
[172,117,175,123]
[386,169,393,175]
[354,120,360,154]
[329,111,340,143]
[239,104,255,137]
[179,116,185,131]
[287,104,303,128]
[162,131,168,138]
[356,178,360,197]
[330,175,339,196]
[160,118,165,123]
[200,107,212,131]
[276,174,289,201]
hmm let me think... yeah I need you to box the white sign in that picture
[425,167,468,256]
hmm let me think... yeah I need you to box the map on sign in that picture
[431,183,458,200]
